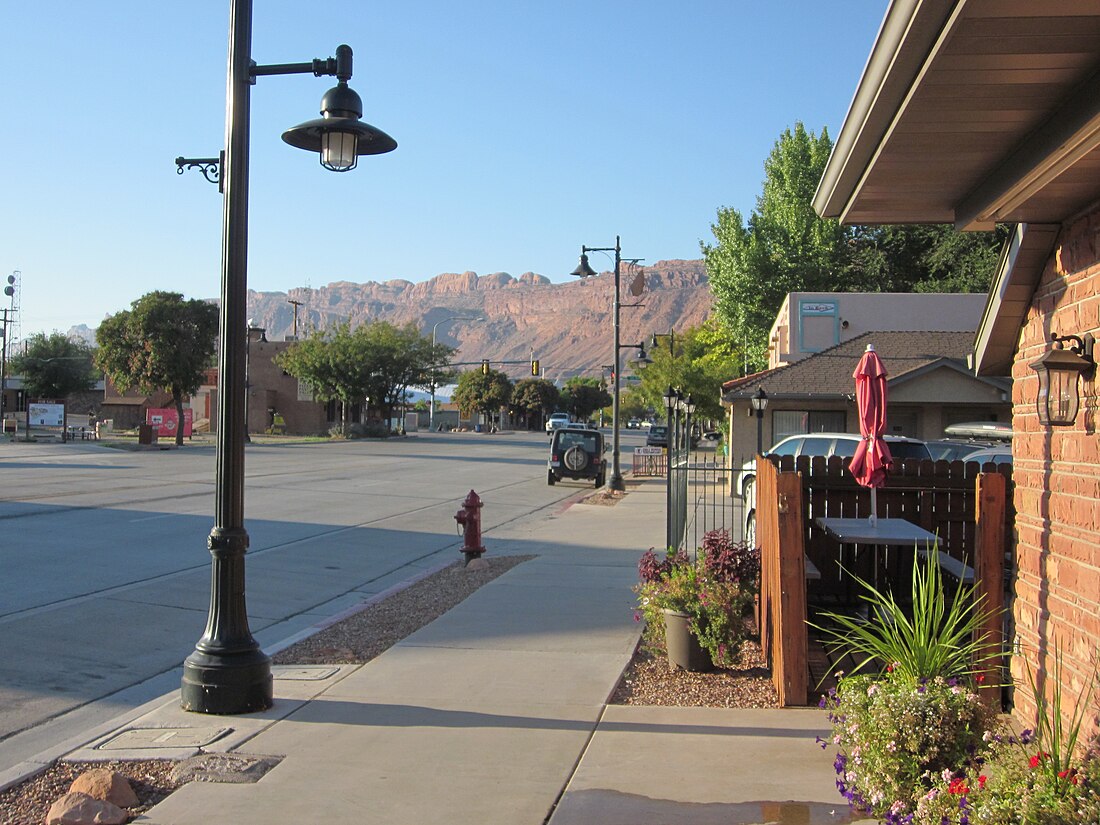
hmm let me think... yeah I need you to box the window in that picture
[771,410,846,444]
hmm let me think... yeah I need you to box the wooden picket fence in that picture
[757,456,1012,706]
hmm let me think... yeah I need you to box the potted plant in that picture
[635,531,758,671]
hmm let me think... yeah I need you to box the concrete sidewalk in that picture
[46,479,852,824]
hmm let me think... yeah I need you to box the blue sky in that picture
[0,1,887,339]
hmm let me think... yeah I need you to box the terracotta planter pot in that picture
[661,609,713,672]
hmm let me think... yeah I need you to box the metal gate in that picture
[663,437,752,553]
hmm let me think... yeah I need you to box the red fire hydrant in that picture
[454,489,487,567]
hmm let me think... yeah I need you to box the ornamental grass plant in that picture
[812,546,997,682]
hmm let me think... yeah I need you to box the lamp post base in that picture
[608,472,625,492]
[181,648,273,715]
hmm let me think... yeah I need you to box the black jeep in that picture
[547,426,606,487]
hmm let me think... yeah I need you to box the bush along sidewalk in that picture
[814,549,1100,824]
[634,530,759,670]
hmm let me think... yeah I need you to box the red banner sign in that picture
[146,408,193,438]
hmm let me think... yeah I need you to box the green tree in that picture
[277,321,452,435]
[452,368,513,424]
[846,223,1009,294]
[703,123,843,370]
[510,378,561,430]
[637,322,738,425]
[617,388,650,421]
[95,291,218,446]
[276,323,364,434]
[358,321,453,431]
[704,123,1006,374]
[10,332,98,401]
[561,376,612,422]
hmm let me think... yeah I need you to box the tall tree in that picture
[276,323,364,434]
[703,123,1005,374]
[703,123,843,370]
[95,291,218,446]
[10,332,97,400]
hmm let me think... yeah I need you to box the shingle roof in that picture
[721,331,975,401]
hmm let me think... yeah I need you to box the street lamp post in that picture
[179,0,396,715]
[662,385,679,550]
[430,315,482,432]
[750,388,769,457]
[571,236,642,492]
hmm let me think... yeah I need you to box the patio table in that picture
[814,517,940,602]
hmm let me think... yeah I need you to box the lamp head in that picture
[281,46,397,172]
[571,252,597,279]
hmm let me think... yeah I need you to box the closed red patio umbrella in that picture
[848,344,892,525]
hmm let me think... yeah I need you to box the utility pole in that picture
[0,308,9,416]
[287,298,304,338]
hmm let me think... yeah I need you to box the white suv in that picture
[545,412,571,435]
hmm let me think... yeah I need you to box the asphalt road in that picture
[0,429,644,773]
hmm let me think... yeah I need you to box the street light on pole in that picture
[570,237,642,492]
[177,0,396,716]
[430,315,483,432]
[662,385,680,550]
[751,387,769,457]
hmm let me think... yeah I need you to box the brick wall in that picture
[246,340,328,435]
[1012,209,1100,738]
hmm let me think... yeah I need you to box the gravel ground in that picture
[0,760,181,825]
[611,624,779,708]
[1,550,777,822]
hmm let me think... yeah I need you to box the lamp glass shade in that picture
[750,389,768,412]
[321,130,359,172]
[1030,345,1090,426]
[1036,363,1080,426]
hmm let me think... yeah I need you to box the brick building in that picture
[815,1,1100,733]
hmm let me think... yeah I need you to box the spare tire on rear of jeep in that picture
[563,446,589,472]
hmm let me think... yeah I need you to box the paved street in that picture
[0,429,643,774]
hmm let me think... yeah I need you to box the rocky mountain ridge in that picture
[246,259,712,381]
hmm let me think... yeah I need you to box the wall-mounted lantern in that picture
[1029,332,1095,426]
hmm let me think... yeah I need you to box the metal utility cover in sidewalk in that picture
[97,726,231,751]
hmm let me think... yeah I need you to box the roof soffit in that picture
[817,0,1100,228]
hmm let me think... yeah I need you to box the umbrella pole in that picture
[869,487,878,527]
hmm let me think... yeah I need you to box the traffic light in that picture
[531,359,540,376]
[481,359,489,375]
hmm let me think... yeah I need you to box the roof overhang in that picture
[815,0,1100,231]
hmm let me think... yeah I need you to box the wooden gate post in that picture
[974,472,1006,707]
[758,458,808,706]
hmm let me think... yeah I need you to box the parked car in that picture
[960,445,1012,466]
[925,439,993,462]
[545,412,571,435]
[547,426,606,487]
[740,432,932,548]
[740,432,932,500]
[646,425,669,447]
